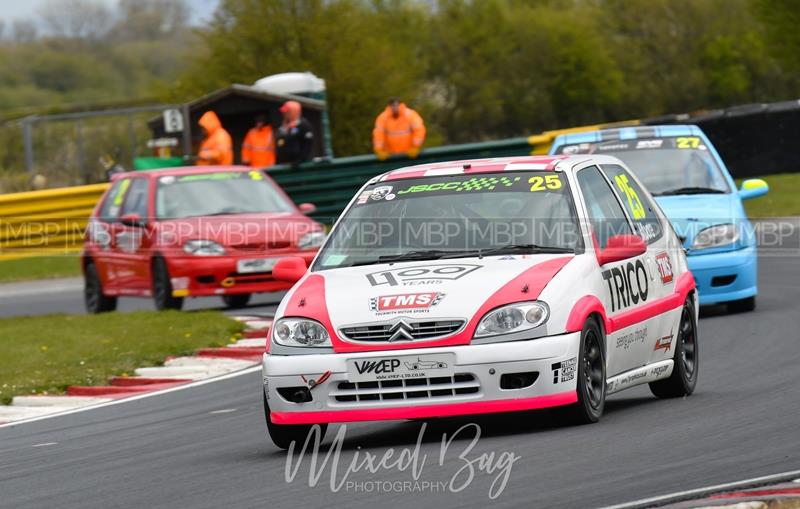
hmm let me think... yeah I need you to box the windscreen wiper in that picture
[475,244,575,257]
[377,249,471,263]
[653,187,727,196]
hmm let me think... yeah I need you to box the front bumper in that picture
[688,245,757,305]
[263,332,581,424]
[165,251,316,297]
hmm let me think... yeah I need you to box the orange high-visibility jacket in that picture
[241,125,275,168]
[372,103,426,155]
[197,111,233,166]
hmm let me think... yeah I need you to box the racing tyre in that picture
[650,297,698,398]
[727,296,756,314]
[222,294,251,309]
[556,317,605,425]
[152,257,184,311]
[263,393,327,450]
[84,261,117,314]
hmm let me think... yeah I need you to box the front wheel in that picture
[650,297,699,398]
[84,261,117,314]
[263,393,327,450]
[152,257,183,311]
[222,293,251,309]
[556,317,606,425]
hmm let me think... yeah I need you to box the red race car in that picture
[82,166,325,313]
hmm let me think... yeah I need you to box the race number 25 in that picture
[614,174,646,220]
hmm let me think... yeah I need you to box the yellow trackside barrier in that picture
[0,183,109,261]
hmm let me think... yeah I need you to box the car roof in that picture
[110,165,254,181]
[374,155,606,182]
[552,124,704,148]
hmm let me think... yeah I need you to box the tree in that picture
[37,0,112,40]
[112,0,191,41]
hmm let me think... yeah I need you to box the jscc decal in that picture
[370,292,444,312]
[353,359,400,375]
[655,252,674,284]
[602,259,649,312]
[366,264,481,287]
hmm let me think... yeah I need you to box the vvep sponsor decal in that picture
[353,359,401,375]
[655,252,674,284]
[602,259,649,312]
[369,292,444,313]
[366,264,481,287]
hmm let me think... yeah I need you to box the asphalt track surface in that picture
[0,277,284,318]
[1,221,799,509]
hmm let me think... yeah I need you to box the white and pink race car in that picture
[263,155,699,449]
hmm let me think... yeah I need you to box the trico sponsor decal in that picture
[551,357,577,383]
[369,292,444,314]
[602,259,649,312]
[655,252,674,284]
[654,329,674,353]
[366,264,482,287]
[615,327,647,351]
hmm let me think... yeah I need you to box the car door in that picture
[601,163,678,365]
[89,178,131,291]
[113,177,152,293]
[574,165,654,377]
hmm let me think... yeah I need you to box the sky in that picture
[0,0,220,26]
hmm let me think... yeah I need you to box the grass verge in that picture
[739,173,800,218]
[0,310,245,405]
[0,255,82,283]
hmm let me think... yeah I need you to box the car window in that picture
[576,166,633,249]
[120,178,150,219]
[602,164,663,244]
[98,179,131,221]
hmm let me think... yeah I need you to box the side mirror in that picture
[272,256,307,283]
[298,203,316,215]
[739,179,768,201]
[597,234,646,266]
[119,213,144,228]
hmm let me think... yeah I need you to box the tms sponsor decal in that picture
[369,292,444,314]
[602,259,649,312]
[551,357,577,383]
[655,252,674,284]
[654,329,674,352]
[615,327,647,351]
[366,264,481,287]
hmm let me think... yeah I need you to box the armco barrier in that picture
[0,119,637,261]
[0,183,108,260]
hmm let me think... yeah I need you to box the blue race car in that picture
[550,125,768,312]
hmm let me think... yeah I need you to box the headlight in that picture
[692,224,739,250]
[474,301,549,338]
[272,318,331,347]
[183,239,226,256]
[298,231,326,250]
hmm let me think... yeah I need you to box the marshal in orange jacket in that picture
[197,111,233,166]
[372,103,426,157]
[241,125,276,168]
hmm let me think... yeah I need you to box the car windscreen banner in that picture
[553,136,709,155]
